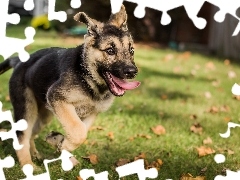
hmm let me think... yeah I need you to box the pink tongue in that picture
[111,74,140,90]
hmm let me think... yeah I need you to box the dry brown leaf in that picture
[147,159,163,170]
[228,71,236,79]
[178,51,191,60]
[224,59,230,65]
[223,117,231,122]
[233,95,240,101]
[190,69,197,76]
[189,114,197,120]
[137,134,152,139]
[116,158,130,167]
[134,152,146,161]
[5,95,10,102]
[107,132,114,140]
[211,80,220,87]
[204,92,211,99]
[190,123,203,134]
[90,126,104,131]
[205,61,215,70]
[151,125,166,135]
[82,154,98,165]
[180,173,206,180]
[76,176,83,180]
[128,136,135,141]
[206,106,219,113]
[173,66,181,74]
[163,54,174,62]
[203,137,213,145]
[220,105,230,112]
[161,94,168,100]
[227,149,234,155]
[196,146,215,157]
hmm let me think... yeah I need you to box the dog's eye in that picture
[105,48,115,55]
[130,47,134,55]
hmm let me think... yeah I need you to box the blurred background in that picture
[8,0,240,60]
[3,1,240,179]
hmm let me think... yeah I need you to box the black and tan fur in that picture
[0,5,139,167]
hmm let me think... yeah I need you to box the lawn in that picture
[1,25,240,180]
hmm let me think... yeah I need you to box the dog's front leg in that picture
[52,102,87,151]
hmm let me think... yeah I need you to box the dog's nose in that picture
[123,65,138,78]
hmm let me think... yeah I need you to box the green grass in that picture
[1,25,240,179]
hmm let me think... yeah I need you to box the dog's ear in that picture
[108,5,128,31]
[74,12,101,37]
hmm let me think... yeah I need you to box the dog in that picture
[0,5,140,167]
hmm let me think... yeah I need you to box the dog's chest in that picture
[70,91,115,118]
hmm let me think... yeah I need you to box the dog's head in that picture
[74,5,140,96]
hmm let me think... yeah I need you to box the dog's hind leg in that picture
[30,106,53,160]
[10,85,38,167]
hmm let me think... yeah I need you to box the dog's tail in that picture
[0,57,20,75]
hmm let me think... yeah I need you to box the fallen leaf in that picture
[126,104,135,110]
[190,123,203,134]
[206,106,219,113]
[220,105,230,112]
[196,146,215,157]
[227,149,234,155]
[189,114,197,120]
[5,95,10,102]
[107,132,114,140]
[147,159,163,170]
[76,176,83,180]
[178,51,191,60]
[163,53,174,62]
[173,66,181,74]
[233,95,240,101]
[194,64,201,70]
[191,69,197,76]
[223,117,231,122]
[90,126,104,131]
[205,61,215,70]
[134,152,146,161]
[161,94,168,100]
[211,80,220,87]
[137,134,152,139]
[82,154,98,165]
[204,92,211,99]
[151,125,166,135]
[228,71,236,79]
[203,137,212,145]
[224,59,230,65]
[180,173,206,180]
[116,158,130,167]
[128,136,135,141]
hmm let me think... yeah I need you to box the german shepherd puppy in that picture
[0,5,140,167]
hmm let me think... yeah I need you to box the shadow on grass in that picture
[145,86,194,100]
[139,66,215,82]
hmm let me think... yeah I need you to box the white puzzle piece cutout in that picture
[0,102,28,150]
[0,0,35,62]
[110,0,240,35]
